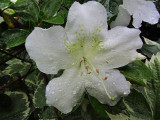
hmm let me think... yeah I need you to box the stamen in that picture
[111,97,115,101]
[80,58,84,63]
[88,70,92,74]
[81,70,84,73]
[72,63,75,66]
[96,68,99,73]
[103,75,108,80]
[105,60,109,64]
[85,64,89,69]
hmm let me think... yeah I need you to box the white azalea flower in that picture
[25,1,143,113]
[111,0,160,28]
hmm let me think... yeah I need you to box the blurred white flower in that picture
[10,0,18,3]
[111,0,160,28]
[25,1,143,113]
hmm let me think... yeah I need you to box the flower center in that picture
[64,25,103,63]
[64,25,115,101]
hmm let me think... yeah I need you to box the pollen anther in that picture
[85,64,89,69]
[105,60,109,64]
[96,68,99,73]
[88,70,91,74]
[72,63,75,66]
[81,70,84,73]
[80,58,84,63]
[103,75,108,80]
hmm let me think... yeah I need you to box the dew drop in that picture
[59,89,62,92]
[123,91,129,95]
[73,91,76,95]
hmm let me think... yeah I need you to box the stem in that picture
[54,108,62,120]
[0,69,34,91]
[0,49,31,64]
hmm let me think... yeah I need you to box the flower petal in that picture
[65,1,108,42]
[93,26,142,69]
[123,0,160,28]
[85,69,130,105]
[110,5,131,28]
[25,26,72,74]
[46,66,85,114]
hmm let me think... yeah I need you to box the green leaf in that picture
[3,59,30,76]
[144,54,160,119]
[63,0,74,8]
[41,0,61,18]
[24,71,39,92]
[38,106,57,119]
[33,79,46,108]
[107,113,129,120]
[109,0,122,15]
[43,12,64,24]
[144,37,160,50]
[123,89,152,120]
[1,29,30,48]
[0,91,30,120]
[88,95,109,118]
[141,37,160,58]
[11,0,40,22]
[108,113,144,120]
[0,0,10,9]
[119,60,152,86]
[141,44,159,58]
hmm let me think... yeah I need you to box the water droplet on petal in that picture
[73,91,76,95]
[123,91,129,95]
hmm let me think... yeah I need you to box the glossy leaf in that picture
[119,60,152,85]
[1,29,30,48]
[124,89,152,120]
[33,80,46,108]
[88,95,109,118]
[43,12,64,24]
[0,0,10,9]
[41,0,61,18]
[144,56,160,119]
[0,91,30,120]
[38,106,57,119]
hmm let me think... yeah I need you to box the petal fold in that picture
[25,26,72,74]
[46,67,85,114]
[85,69,130,105]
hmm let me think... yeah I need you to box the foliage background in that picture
[0,0,160,120]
